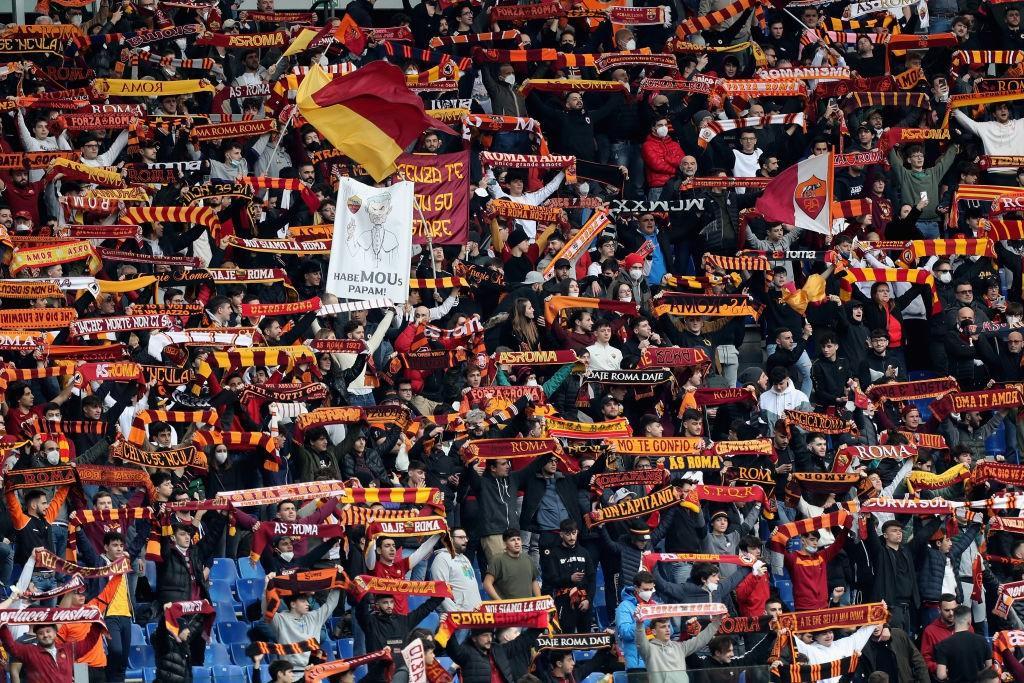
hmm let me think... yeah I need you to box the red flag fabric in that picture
[755,153,834,235]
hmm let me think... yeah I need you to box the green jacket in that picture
[888,144,958,221]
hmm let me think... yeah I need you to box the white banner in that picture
[327,177,413,303]
[400,638,427,683]
[848,0,916,16]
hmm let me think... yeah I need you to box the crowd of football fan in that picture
[6,0,1024,681]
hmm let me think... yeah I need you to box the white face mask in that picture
[503,74,516,86]
[279,551,294,562]
[45,450,60,465]
[637,589,655,602]
[577,183,590,196]
[624,39,636,50]
[619,293,633,302]
[936,271,952,284]
[706,581,719,592]
[525,378,538,387]
[655,125,669,138]
[70,15,82,25]
[630,268,644,281]
[214,450,228,464]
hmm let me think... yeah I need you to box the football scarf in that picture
[839,268,940,314]
[694,387,757,406]
[34,549,130,578]
[865,376,959,404]
[23,574,86,602]
[638,347,711,369]
[774,603,888,633]
[479,151,577,182]
[972,461,1024,488]
[784,474,862,505]
[348,575,453,602]
[92,78,214,96]
[541,210,610,278]
[702,253,773,271]
[897,431,947,450]
[585,485,689,527]
[249,521,347,561]
[675,0,757,36]
[636,602,729,620]
[642,553,755,572]
[0,606,106,632]
[110,440,207,471]
[245,639,321,658]
[164,600,215,641]
[546,417,632,440]
[543,295,639,326]
[651,293,764,319]
[9,240,102,276]
[929,385,1024,422]
[535,633,614,650]
[189,119,276,142]
[590,468,669,495]
[699,113,805,148]
[770,655,860,682]
[853,497,959,515]
[906,463,970,492]
[304,650,392,682]
[434,597,553,647]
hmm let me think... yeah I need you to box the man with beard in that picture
[541,519,596,633]
[0,169,46,225]
[353,593,445,681]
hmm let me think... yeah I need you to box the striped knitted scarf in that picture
[702,254,773,271]
[434,602,551,648]
[381,42,469,72]
[164,600,215,641]
[981,218,1024,240]
[590,469,668,495]
[241,176,320,214]
[675,0,758,37]
[122,206,221,238]
[951,50,1024,74]
[542,209,610,278]
[769,510,851,546]
[839,268,939,314]
[192,431,282,472]
[822,14,893,30]
[246,640,321,658]
[847,91,931,111]
[472,47,557,64]
[546,417,632,440]
[126,410,219,446]
[66,507,153,561]
[304,650,392,682]
[770,655,860,682]
[429,30,521,47]
[642,552,754,573]
[543,295,639,326]
[908,238,994,260]
[409,277,469,290]
[698,113,804,148]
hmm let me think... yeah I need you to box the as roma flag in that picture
[755,153,835,235]
[335,14,366,55]
[296,62,458,182]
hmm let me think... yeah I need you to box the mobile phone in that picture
[996,295,1006,307]
[919,191,927,201]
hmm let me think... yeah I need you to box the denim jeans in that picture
[106,615,132,683]
[346,391,376,407]
[917,220,940,238]
[52,524,68,559]
[610,140,645,199]
[491,131,532,154]
[930,17,952,34]
[32,572,59,606]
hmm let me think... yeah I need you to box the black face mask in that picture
[306,141,321,152]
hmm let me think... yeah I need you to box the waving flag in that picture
[755,153,835,235]
[296,61,457,181]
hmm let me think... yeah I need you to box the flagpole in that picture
[269,107,296,164]
[398,169,440,277]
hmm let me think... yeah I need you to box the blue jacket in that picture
[616,585,671,669]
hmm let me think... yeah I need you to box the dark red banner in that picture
[396,151,469,245]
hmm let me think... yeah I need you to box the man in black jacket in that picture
[541,519,596,633]
[520,454,595,554]
[465,450,546,565]
[810,333,854,411]
[444,627,544,683]
[354,592,444,680]
[157,517,228,605]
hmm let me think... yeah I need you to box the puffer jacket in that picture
[156,511,227,604]
[641,133,685,188]
[443,628,543,683]
[465,457,545,537]
[615,586,650,669]
[914,516,980,603]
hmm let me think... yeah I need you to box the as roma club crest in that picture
[796,175,826,219]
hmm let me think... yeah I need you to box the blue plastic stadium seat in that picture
[205,643,232,667]
[582,674,606,683]
[259,666,270,683]
[146,622,159,642]
[143,668,157,683]
[192,667,213,683]
[214,599,239,623]
[211,558,239,584]
[236,578,263,610]
[774,578,794,611]
[238,558,266,581]
[613,672,629,683]
[338,638,354,659]
[217,621,249,644]
[126,668,143,682]
[229,643,250,666]
[416,611,440,632]
[129,645,156,669]
[130,623,147,646]
[353,666,367,680]
[987,421,1007,456]
[407,596,427,612]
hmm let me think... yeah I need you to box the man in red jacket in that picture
[0,616,102,683]
[768,527,847,610]
[640,118,684,202]
[921,594,968,677]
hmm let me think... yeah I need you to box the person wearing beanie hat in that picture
[866,168,895,236]
[702,502,761,579]
[607,251,652,309]
[494,217,556,285]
